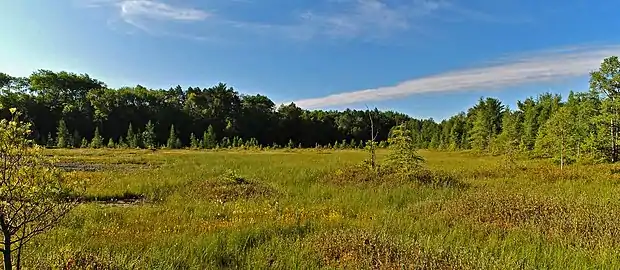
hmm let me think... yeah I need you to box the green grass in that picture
[24,149,620,269]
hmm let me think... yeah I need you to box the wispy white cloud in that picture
[79,0,216,40]
[80,0,526,42]
[292,0,444,40]
[293,45,620,109]
[118,0,209,21]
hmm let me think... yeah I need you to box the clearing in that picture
[27,149,620,269]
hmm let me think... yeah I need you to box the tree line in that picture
[1,56,620,162]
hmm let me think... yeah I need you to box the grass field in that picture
[23,149,620,269]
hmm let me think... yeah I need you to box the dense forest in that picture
[2,56,620,163]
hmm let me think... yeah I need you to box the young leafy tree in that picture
[535,106,574,169]
[494,109,522,155]
[167,124,178,149]
[90,127,103,149]
[55,119,69,148]
[0,109,80,269]
[142,120,156,149]
[590,56,620,162]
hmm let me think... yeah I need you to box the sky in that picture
[2,0,620,120]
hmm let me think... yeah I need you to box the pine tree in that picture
[46,132,54,148]
[142,120,156,149]
[80,137,89,148]
[56,119,70,148]
[107,138,115,148]
[495,109,521,154]
[175,138,182,149]
[470,108,492,150]
[91,127,103,148]
[118,136,126,148]
[387,123,424,176]
[167,124,178,149]
[203,125,217,149]
[190,133,199,149]
[238,137,245,148]
[350,139,358,149]
[72,130,81,148]
[287,139,294,149]
[127,123,138,148]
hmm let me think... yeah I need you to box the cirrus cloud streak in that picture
[293,45,620,108]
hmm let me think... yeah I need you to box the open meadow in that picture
[20,149,620,269]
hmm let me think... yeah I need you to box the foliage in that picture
[167,125,178,149]
[142,120,156,149]
[4,57,620,166]
[16,148,620,268]
[56,119,70,148]
[386,123,424,178]
[0,109,80,269]
[90,127,103,149]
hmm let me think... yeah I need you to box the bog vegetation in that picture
[1,57,620,268]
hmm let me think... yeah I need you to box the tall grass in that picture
[21,149,620,269]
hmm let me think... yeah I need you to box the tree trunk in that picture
[612,118,616,162]
[3,239,10,270]
[561,133,564,171]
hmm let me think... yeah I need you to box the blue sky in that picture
[1,0,620,120]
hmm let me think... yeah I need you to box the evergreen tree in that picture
[91,127,103,148]
[127,123,138,148]
[56,119,70,148]
[387,123,424,176]
[118,136,127,148]
[80,137,89,148]
[190,133,199,149]
[287,139,294,149]
[72,130,81,148]
[142,120,156,149]
[175,138,182,149]
[46,132,54,148]
[203,125,217,149]
[222,137,231,148]
[167,124,178,149]
[107,138,115,148]
[495,109,522,154]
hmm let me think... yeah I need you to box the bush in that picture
[326,163,465,188]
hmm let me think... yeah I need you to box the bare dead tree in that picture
[365,105,379,170]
